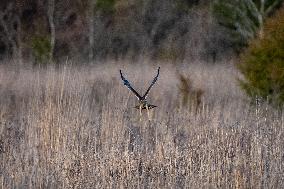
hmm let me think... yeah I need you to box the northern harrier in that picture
[120,67,160,120]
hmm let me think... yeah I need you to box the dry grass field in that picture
[0,61,283,188]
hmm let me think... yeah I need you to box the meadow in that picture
[0,61,283,188]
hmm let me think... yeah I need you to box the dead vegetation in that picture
[177,73,204,113]
[0,62,283,188]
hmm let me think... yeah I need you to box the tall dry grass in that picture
[0,61,283,188]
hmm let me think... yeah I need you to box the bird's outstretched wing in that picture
[120,70,142,100]
[142,67,160,99]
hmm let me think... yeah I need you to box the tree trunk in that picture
[88,0,96,62]
[48,0,55,62]
[258,0,265,39]
[16,19,22,64]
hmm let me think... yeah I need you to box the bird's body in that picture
[135,100,157,110]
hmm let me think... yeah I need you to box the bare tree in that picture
[0,2,22,64]
[213,0,283,50]
[48,0,55,61]
[88,0,96,62]
[257,0,283,38]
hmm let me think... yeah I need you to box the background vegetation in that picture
[0,0,258,63]
[238,4,284,106]
[0,0,282,64]
[213,0,283,51]
[0,0,284,188]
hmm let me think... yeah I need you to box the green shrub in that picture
[31,36,52,64]
[96,0,116,14]
[238,5,284,106]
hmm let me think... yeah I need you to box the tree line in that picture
[0,0,282,64]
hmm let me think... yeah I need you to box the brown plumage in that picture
[120,67,160,120]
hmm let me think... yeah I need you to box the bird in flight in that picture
[120,67,160,120]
